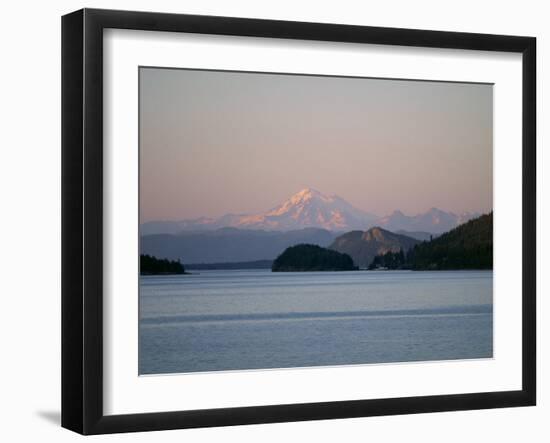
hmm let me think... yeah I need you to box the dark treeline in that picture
[140,254,186,275]
[368,249,406,270]
[272,244,358,272]
[369,213,493,270]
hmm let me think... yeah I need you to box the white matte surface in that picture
[103,28,522,415]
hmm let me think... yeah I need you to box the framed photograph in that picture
[61,8,536,435]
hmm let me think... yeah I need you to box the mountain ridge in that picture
[140,227,338,264]
[376,208,479,235]
[141,188,482,235]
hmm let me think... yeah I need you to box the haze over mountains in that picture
[141,227,337,264]
[141,188,479,236]
[375,208,479,235]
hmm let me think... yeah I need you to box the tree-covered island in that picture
[140,254,187,275]
[272,244,358,272]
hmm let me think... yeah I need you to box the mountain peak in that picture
[363,226,400,242]
[141,188,482,235]
[296,187,320,196]
[289,187,327,204]
[330,226,420,268]
[248,188,378,231]
[363,227,386,242]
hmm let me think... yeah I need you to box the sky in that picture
[140,67,493,222]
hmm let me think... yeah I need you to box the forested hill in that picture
[407,212,493,270]
[272,244,357,272]
[369,212,493,270]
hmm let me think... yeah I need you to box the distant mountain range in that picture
[141,188,480,236]
[141,188,377,234]
[140,217,491,267]
[375,208,479,235]
[140,227,337,264]
[329,227,420,269]
[185,260,273,270]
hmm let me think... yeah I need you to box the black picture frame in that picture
[62,8,536,435]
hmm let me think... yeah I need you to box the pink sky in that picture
[140,68,493,222]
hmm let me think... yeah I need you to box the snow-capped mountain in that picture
[141,188,378,234]
[374,208,480,235]
[140,188,482,235]
[230,188,378,231]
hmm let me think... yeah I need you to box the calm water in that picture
[139,270,493,374]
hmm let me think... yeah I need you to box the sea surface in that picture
[139,270,493,374]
